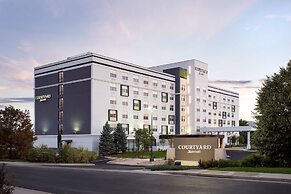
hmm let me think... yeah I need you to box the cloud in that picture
[0,55,39,89]
[209,80,252,84]
[264,14,291,22]
[0,97,34,104]
[209,79,263,90]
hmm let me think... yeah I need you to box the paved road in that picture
[6,165,291,194]
[226,149,255,160]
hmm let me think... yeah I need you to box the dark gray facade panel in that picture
[64,66,91,82]
[35,66,91,88]
[163,68,182,135]
[63,80,91,134]
[35,87,59,135]
[35,73,58,88]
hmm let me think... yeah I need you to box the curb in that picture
[166,171,291,183]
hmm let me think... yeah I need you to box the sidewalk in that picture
[106,156,166,166]
[165,169,291,183]
[13,187,51,194]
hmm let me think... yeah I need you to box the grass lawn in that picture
[111,150,166,159]
[146,165,198,171]
[212,167,291,174]
[0,159,28,162]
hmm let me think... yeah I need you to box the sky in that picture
[0,0,291,123]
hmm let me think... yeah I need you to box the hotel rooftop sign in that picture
[35,94,52,102]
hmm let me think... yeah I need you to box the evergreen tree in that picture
[113,123,127,153]
[99,122,114,156]
[254,61,291,165]
[0,106,34,159]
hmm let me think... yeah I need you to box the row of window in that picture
[108,109,175,124]
[109,123,174,135]
[196,118,236,126]
[110,72,174,90]
[208,94,235,103]
[58,72,64,135]
[213,102,236,112]
[110,99,174,111]
[111,84,171,103]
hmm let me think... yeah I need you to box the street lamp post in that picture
[150,113,154,162]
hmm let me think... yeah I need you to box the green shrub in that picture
[26,145,56,163]
[241,154,279,167]
[58,144,97,163]
[199,159,240,169]
[0,164,14,194]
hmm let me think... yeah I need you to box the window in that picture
[152,125,158,132]
[196,98,200,102]
[203,109,206,112]
[120,85,129,97]
[153,81,158,87]
[213,102,217,110]
[170,84,174,90]
[122,101,128,106]
[162,106,166,110]
[133,77,139,83]
[222,112,227,119]
[58,124,63,134]
[162,83,166,88]
[181,116,186,122]
[143,103,149,109]
[122,75,128,80]
[203,119,206,122]
[231,105,236,112]
[161,125,168,135]
[203,89,206,93]
[153,92,158,98]
[170,105,174,111]
[162,117,166,121]
[170,126,174,132]
[144,80,149,85]
[218,119,223,127]
[59,85,64,95]
[153,116,158,120]
[108,109,118,122]
[197,108,200,112]
[110,73,117,78]
[110,85,117,91]
[208,112,211,115]
[168,115,175,124]
[133,115,139,119]
[203,99,206,103]
[213,119,217,125]
[232,113,234,118]
[197,118,200,122]
[133,99,141,111]
[227,120,230,125]
[122,114,128,119]
[153,105,158,109]
[161,92,168,102]
[219,111,221,116]
[122,124,129,134]
[223,98,226,101]
[181,95,186,101]
[231,121,236,127]
[58,98,64,109]
[58,111,64,122]
[208,119,211,124]
[110,99,117,105]
[170,95,174,100]
[227,113,230,117]
[181,105,185,112]
[143,115,149,120]
[58,72,64,82]
[133,88,139,95]
[208,95,211,98]
[196,88,200,92]
[143,90,149,96]
[181,84,186,91]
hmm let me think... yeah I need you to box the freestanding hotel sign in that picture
[173,137,218,161]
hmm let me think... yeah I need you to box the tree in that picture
[99,122,114,156]
[239,119,248,145]
[113,123,127,153]
[134,128,153,151]
[254,61,291,165]
[0,106,34,159]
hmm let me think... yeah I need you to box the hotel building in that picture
[34,53,239,150]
